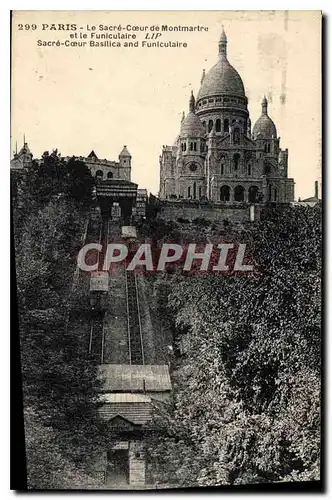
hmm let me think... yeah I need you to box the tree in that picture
[12,159,106,488]
[146,206,321,486]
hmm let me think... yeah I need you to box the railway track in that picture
[125,269,145,365]
[73,216,145,366]
[88,217,110,363]
[89,312,105,363]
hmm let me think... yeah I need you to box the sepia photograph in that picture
[10,10,322,491]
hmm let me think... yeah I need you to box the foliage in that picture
[24,408,100,490]
[146,206,321,487]
[12,154,106,489]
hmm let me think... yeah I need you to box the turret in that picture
[247,117,252,138]
[219,26,227,57]
[118,145,131,180]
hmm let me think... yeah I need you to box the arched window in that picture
[233,128,240,145]
[188,186,191,198]
[248,185,259,203]
[190,142,193,151]
[95,170,103,178]
[193,142,197,152]
[216,119,221,132]
[247,162,252,176]
[224,119,229,134]
[107,171,113,179]
[267,143,271,153]
[193,182,197,199]
[202,121,206,132]
[274,187,277,201]
[234,185,245,202]
[264,143,268,153]
[220,156,225,175]
[220,185,230,202]
[268,184,272,200]
[199,186,202,199]
[233,153,240,171]
[208,120,213,133]
[264,163,271,175]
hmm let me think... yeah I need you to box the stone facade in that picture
[159,28,295,211]
[11,143,132,183]
[159,200,261,223]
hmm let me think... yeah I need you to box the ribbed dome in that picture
[197,56,245,100]
[197,28,245,101]
[252,115,277,139]
[252,97,277,139]
[180,91,205,138]
[180,112,205,137]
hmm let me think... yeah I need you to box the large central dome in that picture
[197,57,245,100]
[196,28,245,101]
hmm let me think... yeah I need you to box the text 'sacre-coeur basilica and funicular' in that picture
[11,27,295,223]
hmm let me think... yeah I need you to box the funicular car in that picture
[89,271,109,312]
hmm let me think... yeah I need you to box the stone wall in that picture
[158,201,261,223]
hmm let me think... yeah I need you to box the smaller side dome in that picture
[252,96,277,139]
[180,91,205,138]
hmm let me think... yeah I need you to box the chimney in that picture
[314,180,319,199]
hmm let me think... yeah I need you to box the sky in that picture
[11,10,321,199]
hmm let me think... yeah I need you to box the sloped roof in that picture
[88,150,98,159]
[98,364,172,393]
[99,399,152,426]
[100,393,151,403]
[119,145,131,157]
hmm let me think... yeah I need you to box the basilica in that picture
[159,28,294,210]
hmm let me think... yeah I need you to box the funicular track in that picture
[73,215,145,365]
[125,269,145,365]
[88,217,110,364]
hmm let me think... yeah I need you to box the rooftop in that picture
[98,364,172,393]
